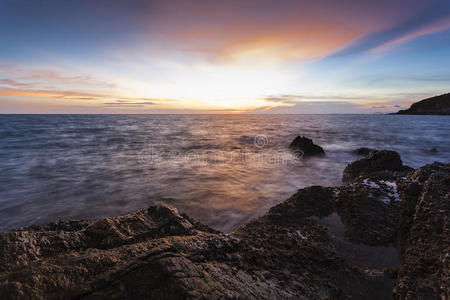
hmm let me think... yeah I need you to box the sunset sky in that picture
[1,0,449,113]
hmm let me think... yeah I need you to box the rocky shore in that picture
[0,147,448,299]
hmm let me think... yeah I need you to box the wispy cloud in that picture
[256,91,443,113]
[0,65,116,89]
[0,78,34,88]
[0,87,180,106]
[103,101,156,107]
[328,0,450,58]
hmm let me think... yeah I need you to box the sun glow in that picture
[113,57,298,110]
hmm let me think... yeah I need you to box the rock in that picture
[393,162,450,299]
[336,180,400,246]
[428,147,438,153]
[289,136,325,157]
[353,147,376,156]
[396,93,450,115]
[342,150,412,183]
[0,190,383,299]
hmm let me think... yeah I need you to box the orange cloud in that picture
[0,89,65,98]
[0,65,116,89]
[0,88,108,100]
[144,0,428,62]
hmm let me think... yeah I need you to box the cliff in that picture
[396,93,450,115]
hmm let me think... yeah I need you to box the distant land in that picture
[396,93,450,115]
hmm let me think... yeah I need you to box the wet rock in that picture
[336,181,400,246]
[289,136,325,157]
[393,162,450,299]
[353,147,376,156]
[0,204,208,273]
[265,186,336,223]
[0,191,379,300]
[342,150,412,183]
[427,147,438,153]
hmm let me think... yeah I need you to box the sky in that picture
[0,0,449,114]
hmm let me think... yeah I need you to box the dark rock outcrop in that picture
[396,93,450,115]
[289,136,325,157]
[342,150,412,183]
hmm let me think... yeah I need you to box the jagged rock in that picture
[353,147,376,156]
[393,162,450,299]
[342,150,412,183]
[289,136,325,157]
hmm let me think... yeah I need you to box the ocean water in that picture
[0,114,449,232]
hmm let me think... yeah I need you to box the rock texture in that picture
[393,162,450,299]
[0,151,448,300]
[289,136,325,157]
[0,192,376,299]
[396,93,450,115]
[337,181,400,246]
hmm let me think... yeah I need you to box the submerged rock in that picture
[289,136,325,157]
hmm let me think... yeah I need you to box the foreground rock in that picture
[289,136,325,157]
[0,151,448,299]
[0,195,378,299]
[396,93,450,115]
[393,162,450,299]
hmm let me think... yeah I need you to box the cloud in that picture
[0,78,34,88]
[328,0,450,58]
[0,87,179,106]
[143,0,435,63]
[254,92,442,113]
[251,101,366,114]
[103,101,156,107]
[0,88,119,101]
[0,65,116,89]
[263,94,368,104]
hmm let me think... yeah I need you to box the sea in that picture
[0,114,449,232]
